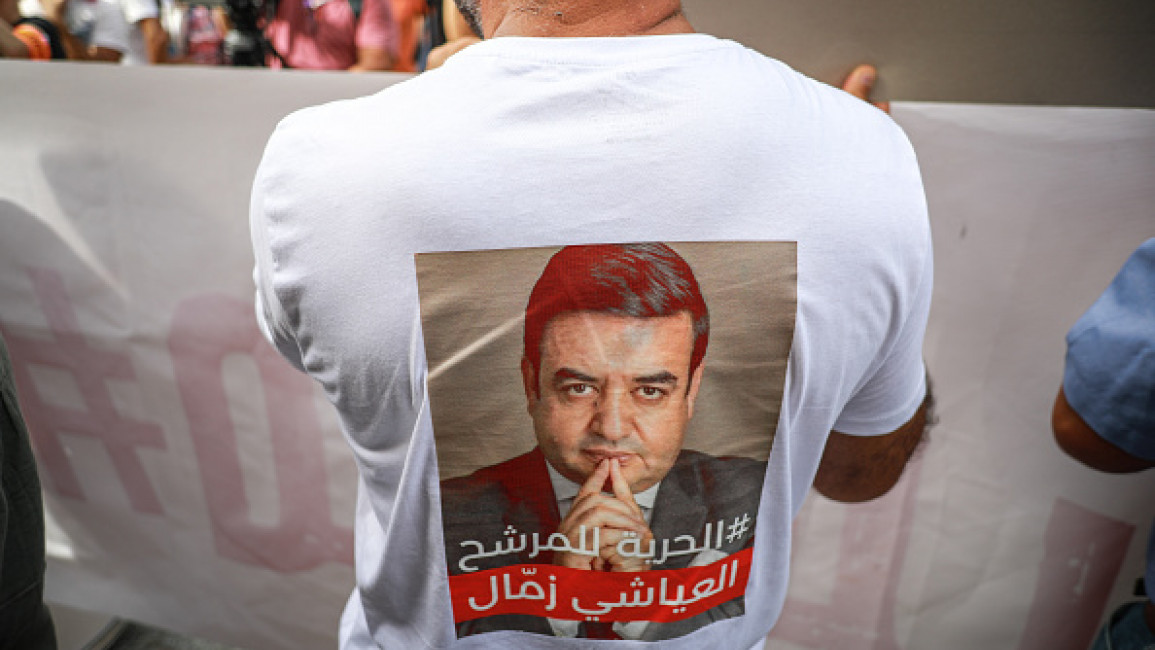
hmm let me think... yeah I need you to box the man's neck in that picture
[484,0,694,39]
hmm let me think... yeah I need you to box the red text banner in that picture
[449,547,753,623]
[2,62,1153,650]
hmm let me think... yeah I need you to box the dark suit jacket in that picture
[441,447,767,640]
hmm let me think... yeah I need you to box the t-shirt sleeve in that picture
[249,120,306,373]
[354,0,399,56]
[90,0,132,53]
[1062,238,1155,461]
[832,232,932,436]
[821,107,933,437]
[120,0,159,25]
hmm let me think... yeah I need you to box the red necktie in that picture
[582,621,621,640]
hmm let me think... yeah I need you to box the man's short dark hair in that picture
[523,243,709,392]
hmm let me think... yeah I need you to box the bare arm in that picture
[60,32,124,61]
[0,18,32,57]
[1052,387,1154,474]
[348,45,391,71]
[424,34,477,70]
[810,64,928,503]
[346,0,395,71]
[814,391,932,503]
[442,0,473,41]
[87,44,122,61]
[137,15,167,63]
[39,0,121,61]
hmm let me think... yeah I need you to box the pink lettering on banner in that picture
[769,458,923,649]
[1016,498,1135,650]
[449,549,754,623]
[169,294,353,572]
[1,268,166,514]
[771,460,1136,649]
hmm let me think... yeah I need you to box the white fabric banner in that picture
[0,60,1152,649]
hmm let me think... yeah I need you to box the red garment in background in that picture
[388,0,425,72]
[264,0,399,70]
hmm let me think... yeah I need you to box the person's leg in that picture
[0,334,56,650]
[1090,600,1155,650]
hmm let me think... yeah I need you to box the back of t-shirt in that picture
[251,33,931,649]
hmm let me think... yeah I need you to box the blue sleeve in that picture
[1062,238,1155,461]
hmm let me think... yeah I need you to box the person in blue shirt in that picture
[1053,238,1155,650]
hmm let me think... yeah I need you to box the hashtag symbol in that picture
[726,513,751,543]
[2,268,166,514]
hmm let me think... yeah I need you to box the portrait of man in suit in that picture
[434,243,772,640]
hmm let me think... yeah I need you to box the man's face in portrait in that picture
[522,310,703,494]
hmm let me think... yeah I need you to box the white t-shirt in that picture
[251,34,931,649]
[17,0,131,55]
[117,0,167,64]
[70,0,131,55]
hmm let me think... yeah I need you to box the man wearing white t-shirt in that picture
[117,0,167,63]
[16,0,166,63]
[440,243,768,641]
[250,0,932,647]
[65,0,130,61]
[10,0,128,60]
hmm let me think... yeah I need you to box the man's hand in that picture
[554,459,654,572]
[841,63,890,114]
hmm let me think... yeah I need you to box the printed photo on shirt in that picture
[416,242,796,641]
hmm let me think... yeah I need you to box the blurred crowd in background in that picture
[0,0,480,71]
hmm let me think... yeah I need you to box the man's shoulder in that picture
[670,449,766,494]
[439,449,558,552]
[444,447,541,480]
[263,72,442,159]
[257,81,413,189]
[441,449,546,504]
[1064,238,1155,453]
[653,450,765,547]
[674,448,765,470]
